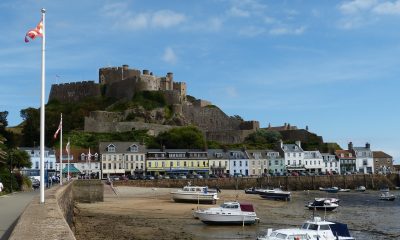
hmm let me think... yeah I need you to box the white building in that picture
[321,153,340,174]
[20,147,57,178]
[303,150,323,173]
[280,140,305,172]
[208,149,229,176]
[350,142,374,174]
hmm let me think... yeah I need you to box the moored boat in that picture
[245,187,269,194]
[355,186,366,192]
[257,216,355,240]
[170,184,218,204]
[194,201,259,225]
[306,199,339,211]
[338,188,350,192]
[314,197,340,204]
[379,191,396,201]
[259,188,291,201]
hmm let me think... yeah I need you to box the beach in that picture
[73,186,400,240]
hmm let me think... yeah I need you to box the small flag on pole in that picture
[54,118,62,139]
[66,141,70,154]
[25,19,43,42]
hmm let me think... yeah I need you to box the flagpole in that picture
[59,113,63,185]
[39,8,46,204]
[67,137,70,180]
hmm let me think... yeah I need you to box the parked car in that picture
[137,175,146,180]
[178,175,187,179]
[169,175,178,179]
[120,175,129,180]
[145,175,155,180]
[194,174,203,179]
[209,174,218,178]
[164,175,170,179]
[128,175,138,180]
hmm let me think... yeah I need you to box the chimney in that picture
[348,142,353,151]
[295,141,301,148]
[122,64,129,71]
[365,142,370,149]
[161,145,166,152]
[143,69,149,75]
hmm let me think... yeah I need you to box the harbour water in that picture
[188,190,400,239]
[74,187,400,240]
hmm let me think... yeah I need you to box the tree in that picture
[156,126,206,149]
[20,108,40,147]
[8,149,31,169]
[245,129,282,145]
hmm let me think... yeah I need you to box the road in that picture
[0,191,38,240]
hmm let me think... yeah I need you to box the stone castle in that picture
[49,65,260,144]
[49,65,186,105]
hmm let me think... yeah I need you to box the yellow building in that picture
[146,150,209,176]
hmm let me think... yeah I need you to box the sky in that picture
[1,0,400,162]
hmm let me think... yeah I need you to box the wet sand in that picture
[74,186,400,240]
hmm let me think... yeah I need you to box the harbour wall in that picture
[113,174,400,191]
[9,180,103,240]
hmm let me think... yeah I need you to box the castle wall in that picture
[182,104,242,132]
[206,130,255,144]
[48,81,101,103]
[240,121,260,131]
[105,78,142,100]
[99,66,140,85]
[84,113,176,135]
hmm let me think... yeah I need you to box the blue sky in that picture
[1,0,400,162]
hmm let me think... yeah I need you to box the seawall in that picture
[113,174,400,191]
[9,180,103,240]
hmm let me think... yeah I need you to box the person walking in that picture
[0,180,4,193]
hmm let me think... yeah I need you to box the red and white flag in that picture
[25,19,43,42]
[54,118,62,139]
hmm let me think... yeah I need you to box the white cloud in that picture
[103,4,186,30]
[125,13,149,30]
[162,47,177,64]
[339,0,377,14]
[239,26,265,37]
[228,6,250,17]
[225,86,238,98]
[151,10,186,28]
[373,0,400,15]
[269,26,306,35]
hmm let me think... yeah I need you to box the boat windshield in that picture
[220,203,239,209]
[301,223,309,229]
[308,224,318,230]
[270,232,287,239]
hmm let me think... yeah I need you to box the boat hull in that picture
[196,212,258,225]
[306,205,338,211]
[171,192,217,204]
[259,193,290,201]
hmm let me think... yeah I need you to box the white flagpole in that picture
[67,137,70,180]
[59,113,63,185]
[88,148,91,179]
[39,8,46,204]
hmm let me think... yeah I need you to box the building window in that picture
[107,145,116,152]
[103,163,106,169]
[239,161,242,167]
[184,161,187,167]
[288,160,290,165]
[130,144,138,152]
[233,161,236,167]
[108,163,111,169]
[275,160,278,165]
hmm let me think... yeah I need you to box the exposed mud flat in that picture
[74,187,400,240]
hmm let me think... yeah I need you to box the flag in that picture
[88,148,91,161]
[54,118,62,139]
[25,19,43,42]
[66,141,70,154]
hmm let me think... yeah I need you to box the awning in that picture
[62,165,81,173]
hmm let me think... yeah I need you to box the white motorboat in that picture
[355,186,366,192]
[194,201,259,225]
[314,197,340,204]
[379,191,396,201]
[338,188,350,192]
[170,185,218,204]
[306,199,339,211]
[257,216,355,240]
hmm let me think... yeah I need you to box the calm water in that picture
[186,190,400,239]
